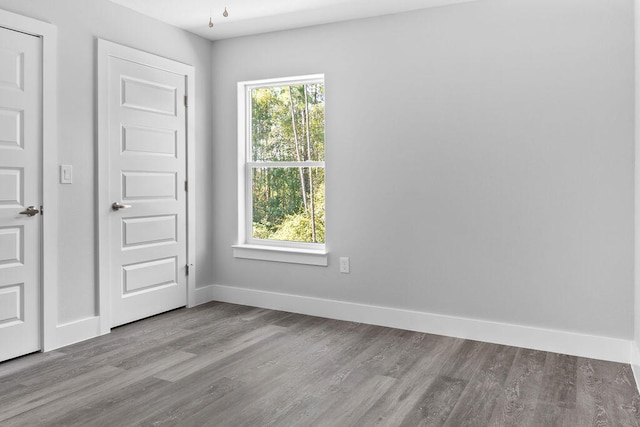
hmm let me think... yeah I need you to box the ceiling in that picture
[108,0,475,41]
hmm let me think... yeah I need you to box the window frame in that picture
[235,74,327,265]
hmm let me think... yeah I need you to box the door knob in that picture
[19,206,40,217]
[111,202,132,211]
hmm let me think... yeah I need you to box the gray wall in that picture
[0,0,633,341]
[0,0,214,324]
[211,0,635,338]
[635,0,640,362]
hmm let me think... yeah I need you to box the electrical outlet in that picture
[339,257,350,274]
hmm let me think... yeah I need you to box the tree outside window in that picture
[240,76,325,248]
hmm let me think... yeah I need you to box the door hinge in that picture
[186,264,192,275]
[184,95,188,107]
[185,181,189,192]
[40,205,43,216]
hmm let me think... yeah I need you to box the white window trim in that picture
[236,74,327,266]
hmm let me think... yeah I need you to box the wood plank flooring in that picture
[1,301,639,426]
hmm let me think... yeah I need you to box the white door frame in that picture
[0,9,58,351]
[97,39,197,334]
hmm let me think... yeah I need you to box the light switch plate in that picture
[60,165,72,184]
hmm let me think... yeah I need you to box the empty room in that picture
[1,0,640,425]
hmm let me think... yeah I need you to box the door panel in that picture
[0,46,23,89]
[122,215,177,248]
[122,171,177,200]
[0,109,23,147]
[0,226,23,265]
[0,168,23,204]
[122,125,177,157]
[121,77,177,115]
[108,54,187,327]
[0,27,42,361]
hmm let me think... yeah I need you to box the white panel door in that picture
[0,27,42,361]
[108,55,187,327]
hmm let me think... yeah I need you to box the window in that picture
[234,75,327,265]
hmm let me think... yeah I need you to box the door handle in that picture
[111,202,132,211]
[19,206,40,217]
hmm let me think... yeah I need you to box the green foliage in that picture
[269,184,325,243]
[271,214,317,243]
[251,84,324,162]
[252,220,272,240]
[250,82,325,244]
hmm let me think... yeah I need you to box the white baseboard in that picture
[192,285,216,307]
[49,316,105,351]
[205,284,632,364]
[45,285,222,352]
[631,341,640,390]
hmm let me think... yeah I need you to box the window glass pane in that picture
[251,83,325,162]
[252,167,325,244]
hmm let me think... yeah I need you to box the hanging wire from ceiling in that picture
[209,5,229,28]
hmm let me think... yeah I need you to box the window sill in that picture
[232,244,328,266]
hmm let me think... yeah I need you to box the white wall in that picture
[0,0,214,324]
[211,0,635,340]
[633,0,640,380]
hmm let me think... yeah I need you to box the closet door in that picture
[0,26,42,361]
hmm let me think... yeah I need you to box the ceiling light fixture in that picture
[209,5,229,28]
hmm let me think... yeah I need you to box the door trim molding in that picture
[97,39,197,334]
[0,9,59,352]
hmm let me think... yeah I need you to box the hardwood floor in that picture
[1,301,639,426]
